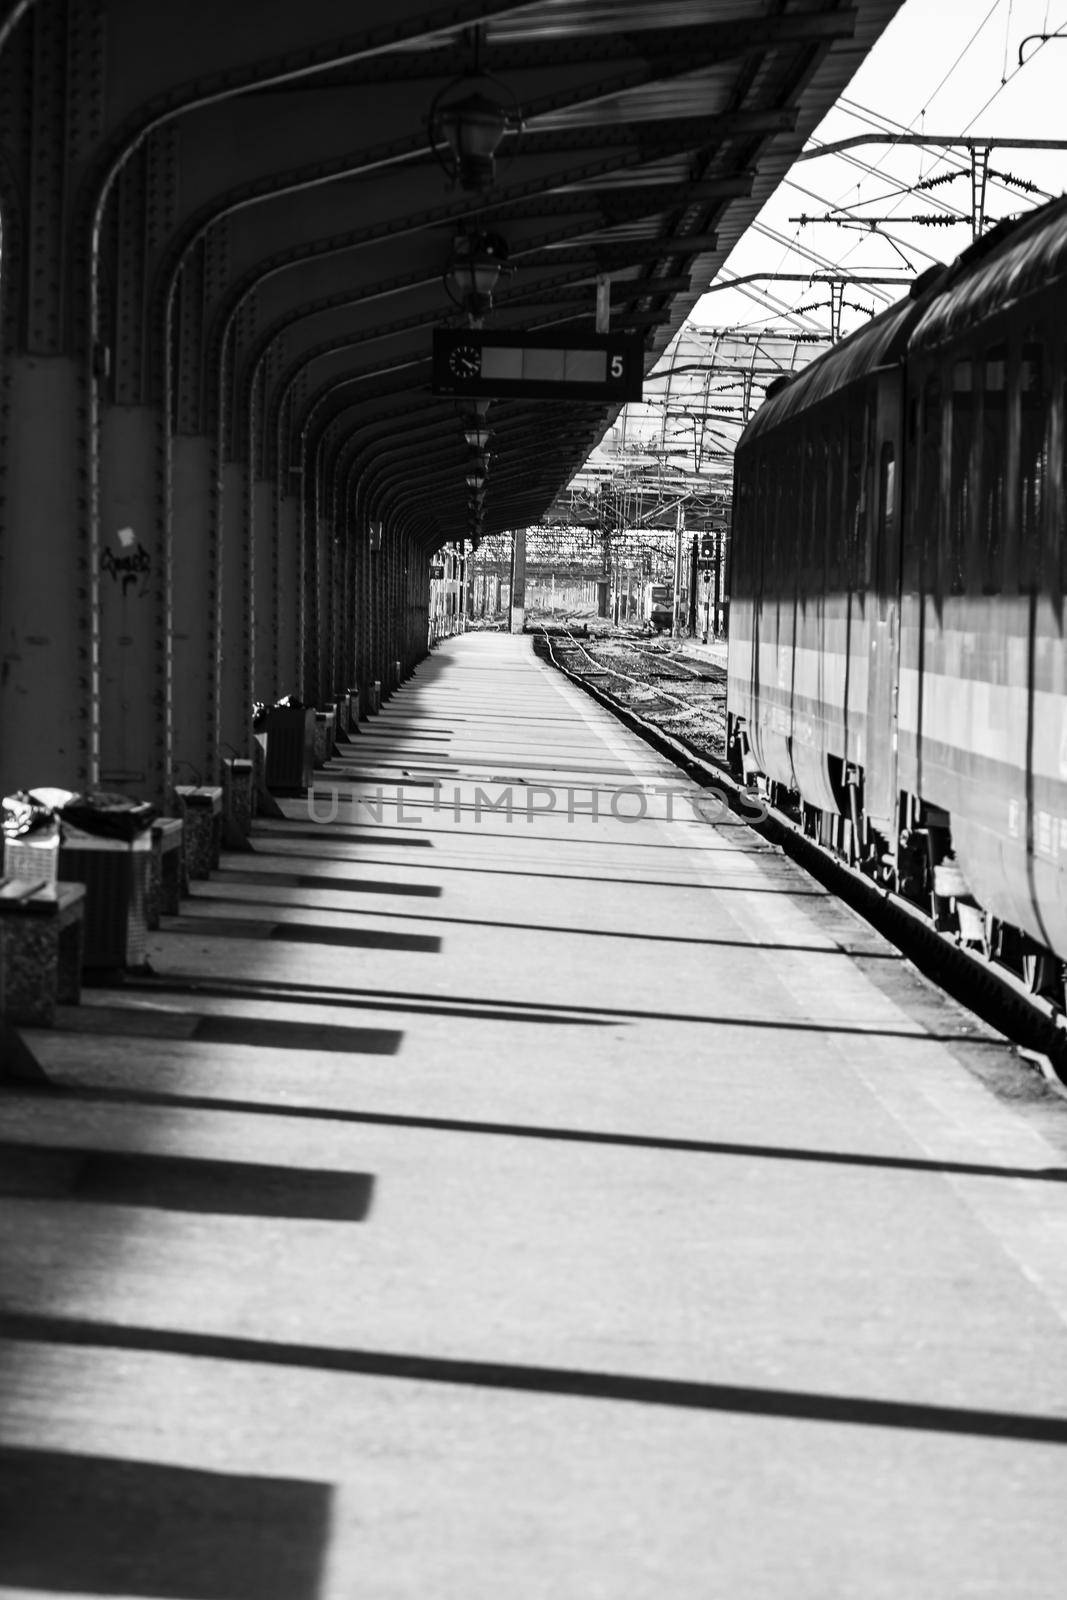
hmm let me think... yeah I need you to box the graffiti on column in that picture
[101,526,151,597]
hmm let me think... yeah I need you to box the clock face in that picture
[449,343,481,379]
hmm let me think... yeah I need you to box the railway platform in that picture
[3,631,1067,1597]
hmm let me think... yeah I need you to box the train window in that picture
[741,462,755,593]
[771,444,790,588]
[1019,337,1046,589]
[732,477,748,591]
[876,442,897,610]
[946,359,973,594]
[799,436,815,592]
[914,374,941,594]
[753,465,766,592]
[844,407,865,590]
[979,344,1007,593]
[811,432,828,593]
[881,449,896,528]
[826,419,844,590]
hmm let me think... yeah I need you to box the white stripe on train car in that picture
[730,638,1067,788]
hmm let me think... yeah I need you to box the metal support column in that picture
[219,461,252,758]
[252,477,278,704]
[0,7,103,795]
[0,358,92,793]
[171,434,219,783]
[276,493,302,697]
[98,404,170,806]
[510,527,527,634]
[672,504,685,637]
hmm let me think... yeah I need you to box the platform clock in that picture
[448,343,482,379]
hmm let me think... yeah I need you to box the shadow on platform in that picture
[207,869,442,896]
[54,1006,403,1055]
[25,1085,1067,1184]
[0,1445,331,1599]
[2,1316,1065,1446]
[111,975,615,1027]
[0,1144,375,1221]
[252,827,433,847]
[169,917,441,954]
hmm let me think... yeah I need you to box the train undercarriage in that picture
[726,713,1067,1009]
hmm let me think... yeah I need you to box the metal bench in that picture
[0,879,85,1026]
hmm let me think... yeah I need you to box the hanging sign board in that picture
[432,329,644,402]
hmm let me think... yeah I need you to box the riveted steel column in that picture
[275,385,303,698]
[98,405,169,802]
[384,532,395,692]
[170,233,224,784]
[171,433,218,782]
[301,486,319,704]
[398,532,408,678]
[216,288,255,758]
[219,458,251,757]
[252,475,278,703]
[0,359,91,791]
[390,531,401,690]
[343,470,361,697]
[367,533,379,699]
[277,489,301,696]
[317,513,332,702]
[385,527,399,694]
[378,530,390,695]
[96,132,177,808]
[324,418,349,703]
[316,425,336,704]
[250,359,280,705]
[380,536,389,687]
[342,518,357,694]
[354,503,372,697]
[0,1,103,795]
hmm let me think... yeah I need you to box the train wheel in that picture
[981,913,1001,963]
[1022,945,1060,997]
[931,893,955,935]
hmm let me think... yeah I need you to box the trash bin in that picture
[58,792,156,970]
[262,701,315,791]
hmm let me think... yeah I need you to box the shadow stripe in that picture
[1,1314,1064,1443]
[24,1085,1066,1183]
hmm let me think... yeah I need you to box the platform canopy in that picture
[143,0,903,549]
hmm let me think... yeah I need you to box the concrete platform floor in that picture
[2,631,1067,1598]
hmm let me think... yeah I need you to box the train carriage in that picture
[728,194,1067,992]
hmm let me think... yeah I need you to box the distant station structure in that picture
[443,325,832,633]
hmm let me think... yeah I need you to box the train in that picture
[727,192,1067,1000]
[644,582,675,632]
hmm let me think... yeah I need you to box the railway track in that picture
[542,629,728,744]
[537,621,1067,1092]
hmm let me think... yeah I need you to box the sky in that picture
[690,0,1067,338]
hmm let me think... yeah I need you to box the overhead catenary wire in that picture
[835,95,1055,203]
[964,18,1067,128]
